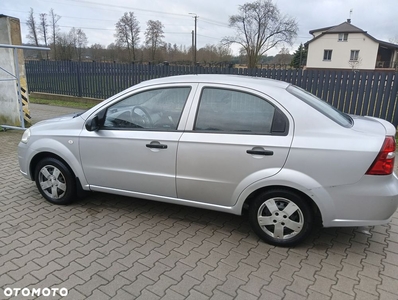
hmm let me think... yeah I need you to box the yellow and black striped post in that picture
[19,77,31,124]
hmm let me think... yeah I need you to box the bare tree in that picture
[115,12,140,61]
[348,57,362,71]
[68,27,77,58]
[38,13,49,59]
[145,20,165,61]
[223,0,298,68]
[272,47,292,65]
[26,8,39,46]
[75,28,88,61]
[216,43,232,61]
[38,13,49,46]
[90,43,104,61]
[62,27,88,61]
[196,43,232,66]
[49,8,61,60]
[197,44,218,64]
[106,43,121,62]
[57,32,74,60]
[163,43,189,63]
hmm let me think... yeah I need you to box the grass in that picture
[29,97,97,110]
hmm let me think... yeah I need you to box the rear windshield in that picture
[287,85,353,127]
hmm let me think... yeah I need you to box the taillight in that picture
[366,136,396,175]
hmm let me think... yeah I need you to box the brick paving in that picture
[1,103,398,299]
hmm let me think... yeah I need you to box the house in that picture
[305,19,398,70]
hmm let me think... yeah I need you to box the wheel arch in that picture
[29,151,81,187]
[31,152,88,199]
[242,185,323,225]
[26,136,89,190]
[30,152,75,180]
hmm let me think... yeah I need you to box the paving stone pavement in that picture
[1,103,398,300]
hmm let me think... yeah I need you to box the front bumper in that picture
[18,141,32,180]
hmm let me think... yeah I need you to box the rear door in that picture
[176,84,293,206]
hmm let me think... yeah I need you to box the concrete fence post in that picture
[0,15,27,127]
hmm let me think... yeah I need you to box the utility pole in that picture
[189,13,198,66]
[191,30,195,65]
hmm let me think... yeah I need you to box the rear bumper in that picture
[321,173,398,227]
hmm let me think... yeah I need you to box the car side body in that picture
[18,74,398,246]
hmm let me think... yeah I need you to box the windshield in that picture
[287,85,353,127]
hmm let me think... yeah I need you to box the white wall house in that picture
[305,20,398,70]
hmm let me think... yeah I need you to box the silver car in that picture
[18,75,398,246]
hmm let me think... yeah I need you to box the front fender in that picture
[27,137,89,189]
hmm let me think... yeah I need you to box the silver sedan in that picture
[18,75,398,246]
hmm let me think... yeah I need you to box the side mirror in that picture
[85,116,99,132]
[85,109,107,132]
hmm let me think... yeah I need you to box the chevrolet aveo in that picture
[18,75,398,246]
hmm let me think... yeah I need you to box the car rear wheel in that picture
[34,158,76,205]
[249,189,313,247]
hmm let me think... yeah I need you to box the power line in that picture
[5,3,249,47]
[2,8,191,28]
[38,0,190,18]
[3,5,231,33]
[58,25,114,31]
[198,34,221,40]
[1,8,29,14]
[37,0,233,29]
[164,32,191,35]
[200,17,229,28]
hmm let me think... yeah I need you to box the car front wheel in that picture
[34,158,76,205]
[249,189,313,247]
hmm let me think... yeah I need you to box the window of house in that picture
[338,33,348,41]
[323,50,332,61]
[350,50,359,61]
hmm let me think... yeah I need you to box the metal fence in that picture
[25,60,398,126]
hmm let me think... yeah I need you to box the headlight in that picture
[21,129,31,144]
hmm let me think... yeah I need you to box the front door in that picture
[79,85,193,198]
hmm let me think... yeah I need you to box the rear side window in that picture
[287,85,353,127]
[194,88,287,135]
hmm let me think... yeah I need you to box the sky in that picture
[2,0,398,56]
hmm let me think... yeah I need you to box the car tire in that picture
[34,158,76,205]
[249,189,313,247]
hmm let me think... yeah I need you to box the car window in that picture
[103,87,191,130]
[194,88,276,134]
[287,85,353,127]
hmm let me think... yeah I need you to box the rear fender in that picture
[233,168,336,224]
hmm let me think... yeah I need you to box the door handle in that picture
[246,149,273,156]
[146,143,168,149]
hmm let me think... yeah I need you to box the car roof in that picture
[80,74,292,120]
[134,74,291,91]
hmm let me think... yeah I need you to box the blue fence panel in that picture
[25,61,398,126]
